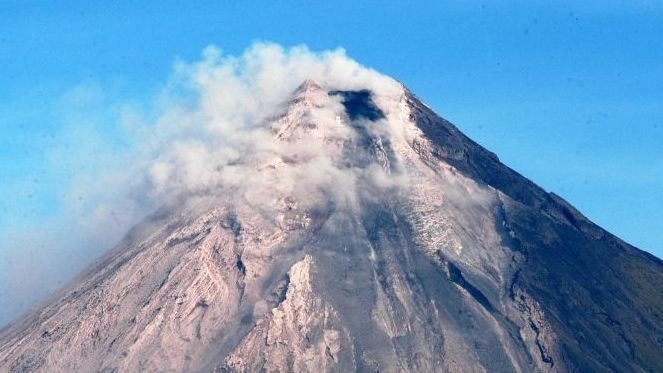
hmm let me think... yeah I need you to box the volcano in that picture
[1,77,662,373]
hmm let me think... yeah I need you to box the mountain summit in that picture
[1,79,662,372]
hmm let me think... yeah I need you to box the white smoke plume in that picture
[145,43,403,199]
[0,42,408,326]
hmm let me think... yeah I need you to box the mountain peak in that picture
[293,79,324,98]
[1,74,662,373]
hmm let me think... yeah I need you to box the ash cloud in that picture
[0,42,406,326]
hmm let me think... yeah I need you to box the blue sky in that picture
[1,0,662,269]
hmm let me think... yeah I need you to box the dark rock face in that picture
[406,91,663,372]
[0,80,661,373]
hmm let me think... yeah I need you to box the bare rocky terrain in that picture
[1,79,662,372]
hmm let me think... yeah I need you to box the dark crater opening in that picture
[329,89,385,121]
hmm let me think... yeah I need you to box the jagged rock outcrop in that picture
[1,78,662,373]
[221,255,352,372]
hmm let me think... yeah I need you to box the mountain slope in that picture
[406,91,663,372]
[1,80,661,373]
